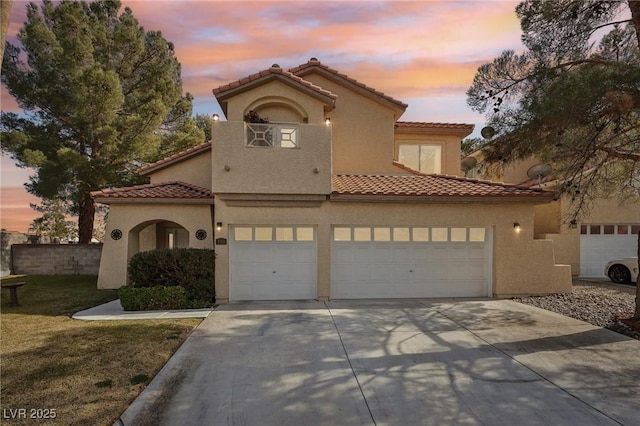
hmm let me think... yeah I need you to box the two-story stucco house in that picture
[92,59,571,302]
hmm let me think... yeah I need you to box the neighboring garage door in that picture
[229,226,317,301]
[580,224,639,277]
[331,226,492,299]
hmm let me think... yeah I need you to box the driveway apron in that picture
[116,300,640,426]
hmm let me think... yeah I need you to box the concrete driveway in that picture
[115,300,640,426]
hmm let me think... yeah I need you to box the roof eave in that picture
[138,143,212,176]
[92,197,214,205]
[213,73,336,108]
[329,194,555,204]
[394,124,474,138]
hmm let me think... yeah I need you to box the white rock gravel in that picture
[513,279,639,340]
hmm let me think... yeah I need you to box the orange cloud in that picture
[1,85,20,112]
[0,187,40,233]
[5,0,523,112]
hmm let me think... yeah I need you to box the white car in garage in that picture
[604,257,639,285]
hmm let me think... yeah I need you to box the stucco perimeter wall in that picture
[213,200,571,302]
[12,244,102,275]
[97,204,214,289]
[148,152,212,190]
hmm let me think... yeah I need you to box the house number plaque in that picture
[215,238,227,245]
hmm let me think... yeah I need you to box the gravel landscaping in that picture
[513,279,639,340]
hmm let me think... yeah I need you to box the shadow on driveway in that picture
[115,299,640,426]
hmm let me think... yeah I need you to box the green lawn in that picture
[0,275,200,425]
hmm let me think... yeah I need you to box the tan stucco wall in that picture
[223,80,327,124]
[534,201,561,234]
[301,73,400,174]
[541,228,581,275]
[148,152,212,190]
[213,200,571,302]
[97,204,213,289]
[211,121,332,195]
[501,157,541,184]
[253,102,305,123]
[583,197,640,223]
[393,132,463,176]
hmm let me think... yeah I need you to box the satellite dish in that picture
[527,163,552,184]
[480,126,495,139]
[460,156,478,172]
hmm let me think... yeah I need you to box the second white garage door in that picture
[229,226,317,301]
[331,226,492,299]
[580,224,639,277]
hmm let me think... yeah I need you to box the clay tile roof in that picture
[138,142,212,176]
[289,59,408,111]
[331,174,553,201]
[91,181,214,204]
[212,65,337,103]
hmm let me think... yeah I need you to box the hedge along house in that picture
[93,59,571,302]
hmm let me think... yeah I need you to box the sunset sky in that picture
[1,0,523,233]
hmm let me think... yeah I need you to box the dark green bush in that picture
[119,285,189,311]
[127,248,215,307]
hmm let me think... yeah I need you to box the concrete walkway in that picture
[72,299,213,320]
[113,300,640,426]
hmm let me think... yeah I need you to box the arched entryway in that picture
[128,219,190,262]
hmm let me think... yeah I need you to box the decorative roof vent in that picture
[271,63,280,68]
[309,57,319,62]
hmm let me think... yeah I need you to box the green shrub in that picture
[127,248,215,306]
[119,286,189,311]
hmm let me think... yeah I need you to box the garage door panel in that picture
[580,224,638,277]
[333,245,354,261]
[430,246,451,260]
[331,226,492,299]
[230,227,317,301]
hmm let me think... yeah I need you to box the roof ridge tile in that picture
[289,59,407,110]
[212,65,337,100]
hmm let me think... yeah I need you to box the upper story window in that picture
[245,123,299,148]
[399,144,441,174]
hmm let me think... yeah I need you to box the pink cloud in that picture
[2,0,524,191]
[5,1,523,111]
[0,187,40,233]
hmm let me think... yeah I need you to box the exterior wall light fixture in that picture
[513,222,521,233]
[325,117,331,126]
[213,113,220,121]
[216,222,223,232]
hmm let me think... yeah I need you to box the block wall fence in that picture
[10,244,103,275]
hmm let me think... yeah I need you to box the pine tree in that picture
[1,0,202,242]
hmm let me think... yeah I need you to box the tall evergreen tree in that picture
[1,0,202,242]
[467,0,640,316]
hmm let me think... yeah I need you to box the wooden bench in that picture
[1,282,26,306]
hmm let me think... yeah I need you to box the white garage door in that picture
[230,226,317,301]
[580,224,639,277]
[331,226,492,299]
